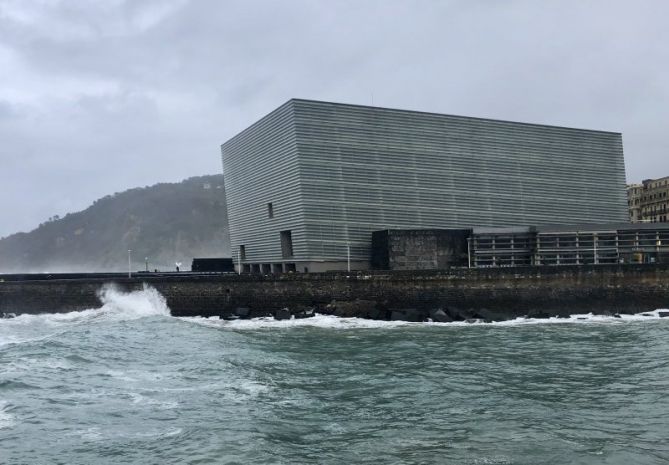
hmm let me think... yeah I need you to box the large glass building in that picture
[221,99,628,273]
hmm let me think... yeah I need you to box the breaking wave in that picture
[0,284,170,348]
[95,284,170,320]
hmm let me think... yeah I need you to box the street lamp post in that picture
[128,249,132,278]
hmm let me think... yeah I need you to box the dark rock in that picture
[332,300,378,318]
[322,300,337,315]
[613,313,622,318]
[250,308,273,318]
[658,311,669,318]
[294,311,315,319]
[445,306,473,321]
[528,307,574,319]
[367,306,384,320]
[390,311,408,321]
[274,307,291,320]
[526,309,550,319]
[234,307,251,318]
[474,307,507,322]
[398,308,425,322]
[294,306,316,319]
[429,308,453,323]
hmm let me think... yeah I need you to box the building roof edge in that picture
[288,98,622,135]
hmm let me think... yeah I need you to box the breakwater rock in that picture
[1,264,669,321]
[312,299,626,322]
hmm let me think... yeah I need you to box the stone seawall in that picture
[1,264,668,321]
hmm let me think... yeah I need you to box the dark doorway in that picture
[280,230,294,258]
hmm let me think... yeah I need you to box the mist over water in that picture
[1,287,668,464]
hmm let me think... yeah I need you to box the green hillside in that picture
[0,175,230,273]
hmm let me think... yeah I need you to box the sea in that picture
[1,285,668,465]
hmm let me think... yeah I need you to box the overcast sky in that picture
[0,0,667,238]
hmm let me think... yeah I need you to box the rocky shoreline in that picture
[228,299,669,323]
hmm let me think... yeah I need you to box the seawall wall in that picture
[1,264,669,320]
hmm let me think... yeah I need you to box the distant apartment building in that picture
[627,176,669,223]
[627,183,643,222]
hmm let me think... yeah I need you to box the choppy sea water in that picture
[1,286,668,465]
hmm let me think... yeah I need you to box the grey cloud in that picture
[0,0,668,238]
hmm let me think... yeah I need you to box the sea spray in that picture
[96,283,171,319]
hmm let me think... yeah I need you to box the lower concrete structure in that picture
[191,258,234,272]
[371,229,470,270]
[475,223,669,267]
[372,223,669,270]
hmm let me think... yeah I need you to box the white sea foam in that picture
[180,309,669,331]
[0,328,59,348]
[1,357,73,375]
[179,314,415,330]
[67,427,104,441]
[488,308,669,326]
[0,401,15,430]
[0,284,170,347]
[106,369,139,383]
[132,427,182,439]
[236,380,271,397]
[127,392,179,410]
